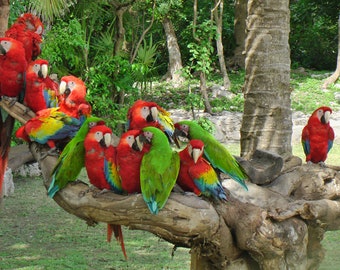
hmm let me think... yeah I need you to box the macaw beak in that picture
[103,133,112,147]
[150,107,158,122]
[321,111,331,124]
[192,148,201,164]
[132,136,143,151]
[59,81,66,95]
[38,64,48,79]
[173,128,188,148]
[0,44,6,55]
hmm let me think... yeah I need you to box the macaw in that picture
[174,120,248,190]
[5,13,44,62]
[15,107,86,151]
[47,116,105,198]
[116,130,146,193]
[301,106,335,166]
[24,59,59,113]
[0,37,27,202]
[127,100,175,141]
[83,124,127,260]
[58,75,91,118]
[138,126,180,214]
[178,139,227,201]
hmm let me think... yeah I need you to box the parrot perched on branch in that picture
[301,106,334,166]
[5,13,44,62]
[16,75,91,156]
[116,130,146,193]
[127,100,175,141]
[0,37,27,202]
[47,116,105,198]
[24,59,59,113]
[174,120,248,190]
[138,126,180,214]
[83,124,127,260]
[177,139,227,201]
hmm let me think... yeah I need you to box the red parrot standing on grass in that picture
[301,106,335,166]
[84,124,127,260]
[24,59,59,113]
[177,139,227,201]
[0,37,27,202]
[5,13,44,62]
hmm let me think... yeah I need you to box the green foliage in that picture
[41,17,87,77]
[86,55,138,134]
[132,36,160,92]
[290,0,340,70]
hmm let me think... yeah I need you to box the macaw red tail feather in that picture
[107,224,127,260]
[0,115,15,203]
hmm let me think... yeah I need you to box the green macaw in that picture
[47,116,105,198]
[138,126,180,214]
[174,120,248,190]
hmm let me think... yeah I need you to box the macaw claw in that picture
[39,147,59,160]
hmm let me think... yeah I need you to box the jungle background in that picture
[1,0,340,269]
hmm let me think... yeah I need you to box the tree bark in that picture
[212,0,231,90]
[0,0,9,37]
[322,14,340,89]
[162,16,185,86]
[233,0,247,69]
[240,0,292,159]
[2,101,340,269]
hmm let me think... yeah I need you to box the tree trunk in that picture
[233,0,247,69]
[162,16,185,86]
[200,72,213,114]
[0,0,9,37]
[240,0,292,159]
[212,0,231,90]
[322,14,340,89]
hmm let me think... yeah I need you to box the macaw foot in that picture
[39,147,59,160]
[318,161,327,168]
[306,161,314,165]
[91,188,111,198]
[2,96,18,107]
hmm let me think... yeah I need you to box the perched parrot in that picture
[5,13,44,62]
[47,116,105,198]
[174,120,248,190]
[58,75,90,118]
[301,106,335,165]
[127,100,175,141]
[83,124,127,260]
[24,59,59,113]
[0,37,27,202]
[116,130,146,193]
[177,139,227,201]
[138,126,180,214]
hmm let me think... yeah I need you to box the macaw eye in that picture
[68,81,76,90]
[88,122,97,128]
[94,131,103,142]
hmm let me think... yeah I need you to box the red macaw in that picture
[24,59,59,113]
[84,124,127,260]
[116,130,146,193]
[127,100,175,141]
[301,106,335,166]
[177,139,227,201]
[5,13,44,62]
[58,75,91,118]
[0,37,27,202]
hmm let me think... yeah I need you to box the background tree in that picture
[240,0,292,159]
[0,0,9,36]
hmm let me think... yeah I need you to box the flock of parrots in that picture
[0,13,335,260]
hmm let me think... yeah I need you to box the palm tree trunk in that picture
[240,0,292,159]
[0,0,9,37]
